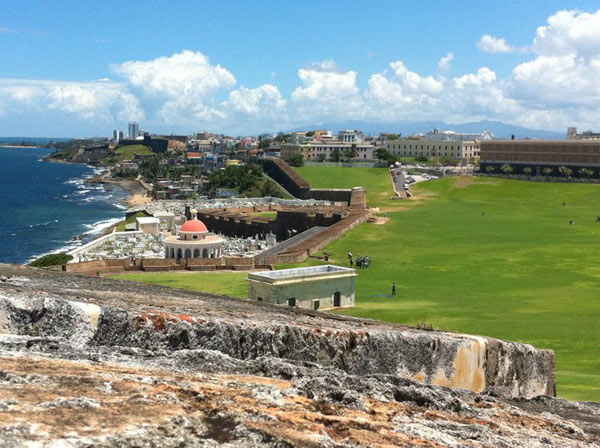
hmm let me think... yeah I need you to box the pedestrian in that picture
[349,257,353,267]
[392,282,396,296]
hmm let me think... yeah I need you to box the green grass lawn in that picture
[291,166,600,402]
[109,271,248,298]
[113,144,154,162]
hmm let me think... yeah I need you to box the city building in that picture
[338,130,365,143]
[128,121,139,139]
[164,219,224,260]
[385,139,479,161]
[480,139,600,175]
[424,128,493,142]
[112,129,123,142]
[246,265,356,310]
[566,127,600,140]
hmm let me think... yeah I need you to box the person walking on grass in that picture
[392,282,396,296]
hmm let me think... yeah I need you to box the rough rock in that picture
[0,264,598,446]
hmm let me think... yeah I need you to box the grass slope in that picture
[113,145,154,162]
[292,166,600,401]
[109,271,248,298]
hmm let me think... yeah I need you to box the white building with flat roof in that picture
[247,265,356,311]
[386,139,479,162]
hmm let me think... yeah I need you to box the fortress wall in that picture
[0,267,556,398]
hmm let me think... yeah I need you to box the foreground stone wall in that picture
[0,265,554,398]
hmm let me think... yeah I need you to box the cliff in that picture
[0,264,598,446]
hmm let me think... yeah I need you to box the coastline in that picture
[0,145,40,149]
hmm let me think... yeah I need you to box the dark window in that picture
[287,297,296,307]
[313,300,320,311]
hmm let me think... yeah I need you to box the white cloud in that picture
[291,63,362,121]
[438,52,454,73]
[0,27,16,34]
[0,78,144,122]
[112,50,235,124]
[477,34,529,54]
[510,9,600,110]
[534,9,600,57]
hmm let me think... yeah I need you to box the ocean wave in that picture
[82,217,122,236]
[28,219,59,228]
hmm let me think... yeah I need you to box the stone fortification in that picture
[1,265,598,446]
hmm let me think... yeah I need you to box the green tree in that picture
[317,153,326,162]
[500,164,513,174]
[415,156,430,163]
[29,253,73,267]
[330,149,341,162]
[542,167,553,176]
[485,165,495,173]
[579,168,594,178]
[343,144,358,160]
[523,166,532,175]
[258,139,271,149]
[375,147,392,162]
[559,166,572,177]
[285,154,304,167]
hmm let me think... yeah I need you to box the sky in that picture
[1,0,600,137]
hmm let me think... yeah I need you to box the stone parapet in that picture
[0,265,555,398]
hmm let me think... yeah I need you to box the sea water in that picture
[0,146,129,264]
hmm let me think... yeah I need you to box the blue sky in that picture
[1,1,600,136]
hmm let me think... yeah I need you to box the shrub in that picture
[542,167,554,175]
[485,165,495,173]
[500,164,513,174]
[523,166,532,175]
[29,253,73,267]
[285,154,304,167]
[579,168,594,178]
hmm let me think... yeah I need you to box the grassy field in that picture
[109,165,600,401]
[109,271,248,298]
[113,144,154,163]
[293,166,600,401]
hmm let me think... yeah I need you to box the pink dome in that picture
[180,219,208,233]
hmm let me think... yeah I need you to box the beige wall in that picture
[386,139,479,160]
[247,274,355,310]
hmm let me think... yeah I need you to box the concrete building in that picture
[338,130,365,143]
[247,265,356,311]
[153,211,176,232]
[480,139,600,175]
[113,129,123,142]
[424,128,493,142]
[164,219,224,260]
[386,139,479,161]
[128,122,139,139]
[566,127,600,140]
[281,141,374,161]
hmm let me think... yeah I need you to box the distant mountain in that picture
[287,120,565,140]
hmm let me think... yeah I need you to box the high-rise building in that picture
[128,122,139,139]
[112,129,123,142]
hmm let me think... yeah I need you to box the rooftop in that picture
[251,264,355,280]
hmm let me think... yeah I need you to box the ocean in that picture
[0,146,130,264]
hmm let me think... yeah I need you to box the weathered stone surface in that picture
[0,264,554,398]
[1,264,597,446]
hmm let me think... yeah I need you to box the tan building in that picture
[281,141,374,161]
[480,139,600,176]
[386,139,479,161]
[247,265,356,310]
